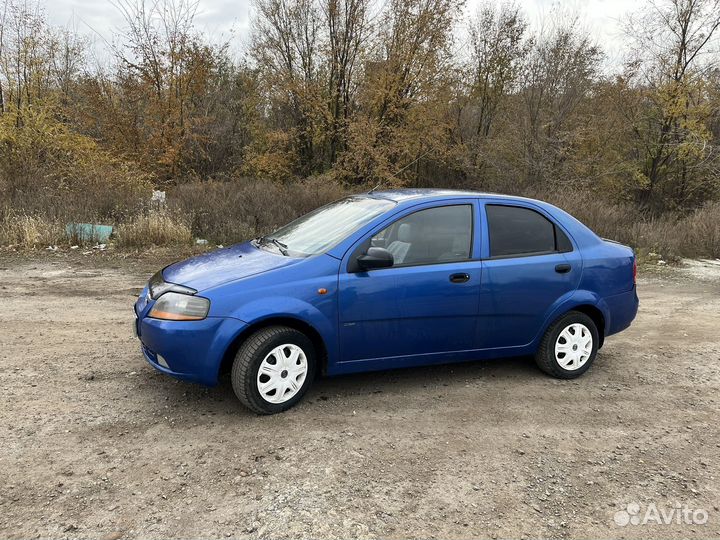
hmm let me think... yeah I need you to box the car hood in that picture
[162,241,301,292]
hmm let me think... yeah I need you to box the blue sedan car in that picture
[134,189,638,414]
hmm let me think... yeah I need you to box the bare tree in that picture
[370,0,462,125]
[625,0,720,208]
[251,0,322,174]
[521,17,601,186]
[107,0,227,178]
[323,0,370,163]
[0,0,84,124]
[467,1,527,138]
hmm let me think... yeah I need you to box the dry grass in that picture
[540,191,720,259]
[1,173,719,259]
[115,212,193,248]
[168,180,719,259]
[676,201,720,258]
[0,213,64,248]
[169,176,349,244]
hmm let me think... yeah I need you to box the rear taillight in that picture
[632,258,637,285]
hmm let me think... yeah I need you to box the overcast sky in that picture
[46,0,645,69]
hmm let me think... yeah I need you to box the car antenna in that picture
[369,149,432,193]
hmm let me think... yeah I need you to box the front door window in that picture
[370,204,473,266]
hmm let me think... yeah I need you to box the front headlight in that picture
[148,292,210,321]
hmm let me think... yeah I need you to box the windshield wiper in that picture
[269,237,288,256]
[257,236,288,256]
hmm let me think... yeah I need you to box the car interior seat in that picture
[386,223,413,264]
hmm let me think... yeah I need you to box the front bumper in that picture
[134,291,247,386]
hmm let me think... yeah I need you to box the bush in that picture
[2,150,718,261]
[115,212,193,248]
[0,212,64,248]
[670,202,720,258]
[0,107,152,224]
[169,176,349,244]
[532,188,720,259]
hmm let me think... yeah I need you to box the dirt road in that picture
[1,253,719,539]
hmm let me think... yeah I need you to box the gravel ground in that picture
[0,252,719,539]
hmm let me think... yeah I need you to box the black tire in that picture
[534,311,599,379]
[231,326,316,414]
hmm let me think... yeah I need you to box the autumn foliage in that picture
[0,0,719,254]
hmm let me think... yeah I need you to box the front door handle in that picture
[555,264,571,274]
[449,273,470,283]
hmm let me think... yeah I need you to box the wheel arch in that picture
[218,316,329,379]
[536,291,609,351]
[571,304,606,348]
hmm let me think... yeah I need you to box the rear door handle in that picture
[555,264,571,274]
[449,273,470,283]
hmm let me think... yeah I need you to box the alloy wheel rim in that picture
[554,323,593,371]
[257,344,308,404]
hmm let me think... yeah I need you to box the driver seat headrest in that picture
[397,222,414,243]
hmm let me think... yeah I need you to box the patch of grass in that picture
[0,213,64,248]
[169,176,350,244]
[115,212,193,248]
[534,189,720,260]
[2,172,719,260]
[676,201,720,259]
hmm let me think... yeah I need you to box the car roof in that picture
[366,188,535,204]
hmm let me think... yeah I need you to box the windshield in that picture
[260,196,395,257]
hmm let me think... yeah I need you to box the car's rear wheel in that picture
[535,311,599,378]
[231,326,316,414]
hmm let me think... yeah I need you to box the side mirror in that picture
[357,247,394,270]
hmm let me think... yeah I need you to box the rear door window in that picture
[486,204,571,258]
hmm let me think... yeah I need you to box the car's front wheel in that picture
[231,326,316,414]
[535,311,599,378]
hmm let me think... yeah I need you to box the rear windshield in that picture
[265,196,395,257]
